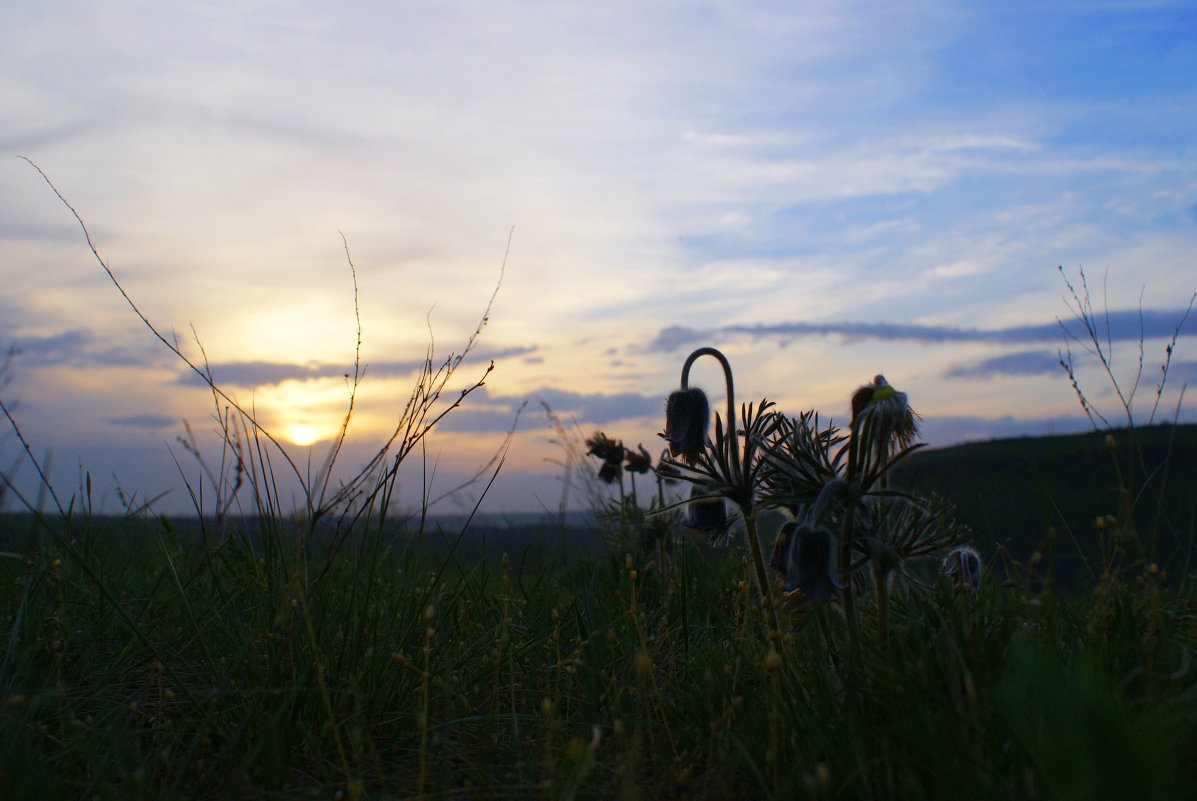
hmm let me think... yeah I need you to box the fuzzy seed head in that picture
[942,546,982,590]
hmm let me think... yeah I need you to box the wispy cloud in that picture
[645,307,1197,352]
[944,350,1064,380]
[919,414,1095,446]
[106,414,180,430]
[435,385,663,434]
[7,329,162,369]
[171,346,539,387]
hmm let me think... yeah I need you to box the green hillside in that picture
[895,423,1197,585]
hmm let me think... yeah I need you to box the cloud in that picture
[6,329,162,370]
[945,350,1064,380]
[531,387,662,423]
[645,307,1197,352]
[9,330,91,364]
[434,385,663,433]
[106,414,180,430]
[174,345,539,388]
[919,414,1097,446]
[1170,360,1197,383]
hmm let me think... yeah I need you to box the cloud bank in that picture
[646,307,1197,352]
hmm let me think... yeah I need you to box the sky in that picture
[2,0,1196,517]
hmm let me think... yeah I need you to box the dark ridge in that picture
[895,423,1197,588]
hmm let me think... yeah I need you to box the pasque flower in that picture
[586,432,625,485]
[624,444,653,475]
[681,484,730,542]
[661,387,709,465]
[942,546,982,591]
[771,521,842,602]
[850,374,919,454]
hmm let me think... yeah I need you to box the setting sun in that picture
[286,423,321,447]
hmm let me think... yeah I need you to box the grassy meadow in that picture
[1,414,1195,800]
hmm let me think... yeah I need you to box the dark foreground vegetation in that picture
[0,416,1194,799]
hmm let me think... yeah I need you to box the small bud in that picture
[763,649,781,672]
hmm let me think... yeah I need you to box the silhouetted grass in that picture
[0,505,1194,800]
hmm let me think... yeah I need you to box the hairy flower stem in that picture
[679,347,780,639]
[841,431,864,662]
[814,604,843,678]
[743,509,781,638]
[875,557,889,655]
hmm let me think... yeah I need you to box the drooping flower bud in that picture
[624,444,653,475]
[942,546,982,591]
[586,431,627,484]
[596,460,621,485]
[810,478,851,522]
[654,458,682,485]
[681,484,729,542]
[771,521,842,602]
[661,388,709,465]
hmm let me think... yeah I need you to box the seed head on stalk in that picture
[850,375,919,458]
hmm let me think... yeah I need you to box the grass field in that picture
[0,415,1194,799]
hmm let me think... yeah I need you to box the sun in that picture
[287,422,321,447]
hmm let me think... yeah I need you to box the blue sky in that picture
[2,0,1195,515]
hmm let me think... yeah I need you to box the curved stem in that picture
[680,348,779,636]
[679,347,737,463]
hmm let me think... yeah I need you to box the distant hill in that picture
[894,423,1197,586]
[4,425,1192,587]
